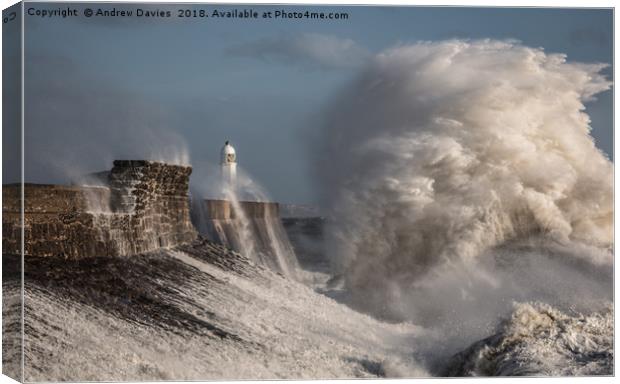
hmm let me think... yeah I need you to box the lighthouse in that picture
[220,140,237,192]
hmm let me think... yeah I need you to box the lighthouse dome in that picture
[221,141,236,164]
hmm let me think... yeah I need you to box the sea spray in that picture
[78,161,196,256]
[316,39,613,349]
[192,165,300,278]
[225,169,300,278]
[263,206,298,278]
[223,183,259,261]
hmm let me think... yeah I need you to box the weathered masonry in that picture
[2,160,197,259]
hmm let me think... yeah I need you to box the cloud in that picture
[227,33,371,70]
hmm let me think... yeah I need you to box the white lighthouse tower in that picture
[220,140,237,192]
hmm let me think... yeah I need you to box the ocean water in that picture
[3,39,613,379]
[8,241,428,381]
[4,231,611,380]
[443,302,613,376]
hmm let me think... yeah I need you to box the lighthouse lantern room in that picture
[221,140,237,191]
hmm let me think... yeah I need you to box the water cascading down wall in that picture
[192,199,299,278]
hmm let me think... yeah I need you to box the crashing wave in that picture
[443,302,613,376]
[317,39,613,321]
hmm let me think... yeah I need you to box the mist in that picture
[21,54,190,184]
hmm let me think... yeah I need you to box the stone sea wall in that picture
[2,161,197,259]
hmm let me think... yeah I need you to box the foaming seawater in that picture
[317,38,612,319]
[442,302,613,376]
[314,235,613,369]
[10,242,428,381]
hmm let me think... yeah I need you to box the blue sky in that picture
[7,4,613,204]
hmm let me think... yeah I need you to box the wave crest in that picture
[443,302,613,376]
